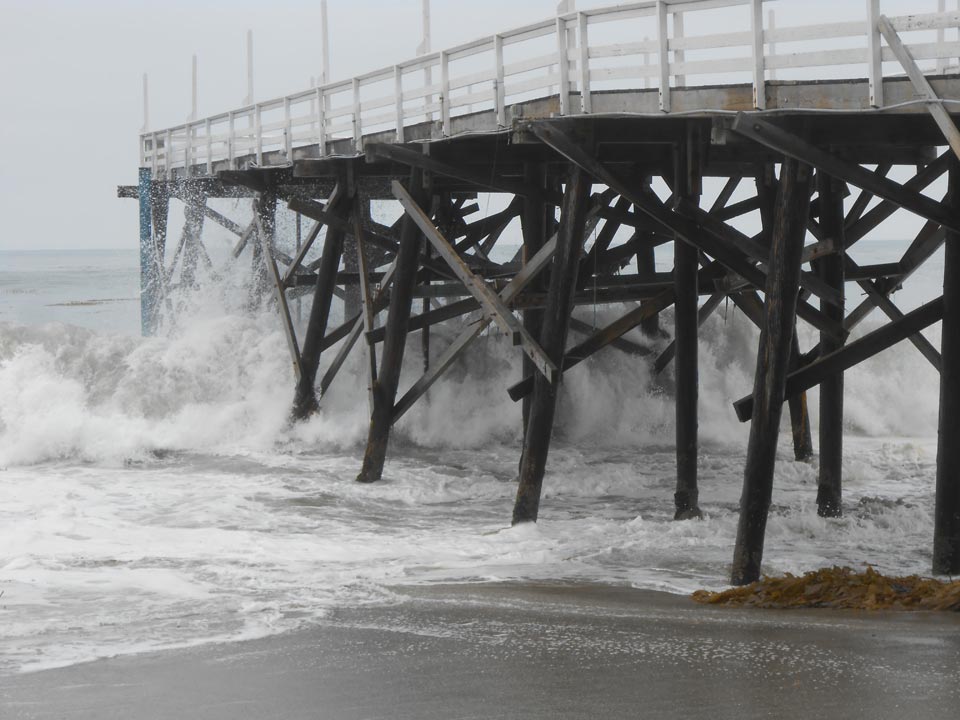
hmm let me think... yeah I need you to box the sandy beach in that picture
[3,582,959,719]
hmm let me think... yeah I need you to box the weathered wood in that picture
[513,166,592,525]
[249,192,272,305]
[356,169,427,484]
[392,231,559,423]
[522,162,549,431]
[180,199,206,289]
[878,15,960,162]
[934,159,960,575]
[508,290,675,402]
[354,203,379,416]
[844,163,891,229]
[393,180,558,383]
[673,145,702,521]
[292,184,349,419]
[366,143,560,202]
[787,330,814,462]
[845,154,950,246]
[529,121,845,341]
[815,173,845,518]
[253,196,303,382]
[654,292,723,375]
[734,297,946,422]
[731,157,811,586]
[731,116,960,234]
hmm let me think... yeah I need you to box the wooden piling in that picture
[673,172,701,520]
[356,168,427,484]
[731,157,811,585]
[292,186,350,420]
[521,162,548,433]
[787,330,814,461]
[513,166,591,524]
[933,158,960,574]
[816,172,845,517]
[137,168,156,336]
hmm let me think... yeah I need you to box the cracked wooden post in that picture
[674,142,702,521]
[292,184,351,420]
[356,168,427,483]
[731,157,811,585]
[816,171,845,517]
[513,164,591,524]
[521,161,548,434]
[934,157,960,574]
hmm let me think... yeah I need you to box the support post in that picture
[731,157,811,585]
[816,172,846,517]
[513,165,592,524]
[787,330,814,461]
[673,145,701,521]
[934,158,960,574]
[356,169,427,483]
[138,168,157,336]
[292,186,350,420]
[521,163,549,432]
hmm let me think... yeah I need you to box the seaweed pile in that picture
[692,566,960,611]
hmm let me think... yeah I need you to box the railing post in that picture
[165,129,172,179]
[769,9,777,81]
[184,125,192,177]
[228,111,236,168]
[750,0,766,110]
[205,118,212,175]
[284,96,293,159]
[644,36,651,90]
[255,104,263,164]
[556,17,570,114]
[353,77,362,152]
[578,13,591,113]
[316,86,327,157]
[938,0,947,75]
[494,35,506,127]
[867,0,884,107]
[657,0,670,112]
[395,65,405,143]
[440,51,451,135]
[674,11,685,88]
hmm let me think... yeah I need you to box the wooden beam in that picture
[253,193,302,383]
[392,180,558,382]
[292,183,349,419]
[733,297,945,423]
[878,15,960,162]
[934,159,960,574]
[731,157,811,586]
[513,165,592,524]
[507,290,675,402]
[528,121,846,341]
[366,143,561,202]
[356,169,427,484]
[392,230,559,423]
[731,116,960,235]
[815,173,845,518]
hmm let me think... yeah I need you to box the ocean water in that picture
[0,241,947,675]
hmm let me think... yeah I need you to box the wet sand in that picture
[2,582,959,719]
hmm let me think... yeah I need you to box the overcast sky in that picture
[0,0,948,251]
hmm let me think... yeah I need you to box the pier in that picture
[119,0,960,584]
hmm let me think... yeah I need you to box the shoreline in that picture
[3,581,959,719]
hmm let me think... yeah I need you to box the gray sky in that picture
[0,0,948,250]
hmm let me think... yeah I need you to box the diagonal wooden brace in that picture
[392,180,558,383]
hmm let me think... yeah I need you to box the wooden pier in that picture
[121,0,960,583]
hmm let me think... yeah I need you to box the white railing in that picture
[141,0,960,177]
